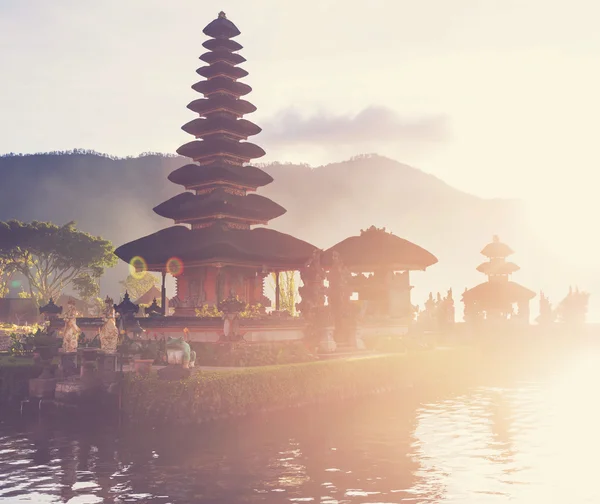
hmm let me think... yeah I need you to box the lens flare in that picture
[129,256,148,279]
[10,280,21,289]
[166,257,184,277]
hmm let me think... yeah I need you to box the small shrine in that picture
[556,286,590,325]
[114,12,316,317]
[321,226,438,322]
[462,235,535,322]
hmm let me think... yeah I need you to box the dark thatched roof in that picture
[176,139,265,162]
[196,63,248,80]
[192,77,252,97]
[202,13,241,39]
[321,226,438,272]
[202,38,242,52]
[134,286,170,306]
[462,281,536,305]
[168,163,273,190]
[153,190,286,223]
[114,225,318,270]
[181,117,261,139]
[187,96,256,116]
[200,51,246,65]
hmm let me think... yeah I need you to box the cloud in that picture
[260,106,449,148]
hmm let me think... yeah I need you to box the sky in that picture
[1,0,599,266]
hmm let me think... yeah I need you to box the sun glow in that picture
[128,256,148,280]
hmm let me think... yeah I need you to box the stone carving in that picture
[297,249,326,316]
[557,286,590,325]
[114,291,139,324]
[61,300,80,353]
[39,297,63,321]
[99,296,119,353]
[166,328,196,369]
[537,291,555,325]
[146,298,163,317]
[297,250,329,347]
[328,251,354,345]
[218,291,245,342]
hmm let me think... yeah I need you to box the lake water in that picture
[1,347,600,503]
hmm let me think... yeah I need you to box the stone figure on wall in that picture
[557,286,590,325]
[99,296,119,353]
[297,249,326,316]
[536,291,555,325]
[61,299,80,353]
[327,251,354,345]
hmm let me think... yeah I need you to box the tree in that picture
[269,271,298,316]
[0,220,117,306]
[119,271,160,301]
[0,257,12,297]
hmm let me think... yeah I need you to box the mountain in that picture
[0,151,577,317]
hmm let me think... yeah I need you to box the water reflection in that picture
[1,348,600,502]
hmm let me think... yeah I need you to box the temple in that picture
[462,235,535,322]
[114,12,316,316]
[321,226,438,340]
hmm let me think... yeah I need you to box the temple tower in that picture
[114,13,316,316]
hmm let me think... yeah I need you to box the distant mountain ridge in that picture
[0,151,549,314]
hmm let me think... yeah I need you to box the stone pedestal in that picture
[29,377,58,399]
[97,352,118,383]
[319,326,337,353]
[59,352,78,378]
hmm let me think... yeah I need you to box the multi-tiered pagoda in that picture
[115,12,316,316]
[462,235,535,322]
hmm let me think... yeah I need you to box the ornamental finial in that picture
[218,11,226,18]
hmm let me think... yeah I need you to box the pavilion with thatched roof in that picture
[462,235,535,323]
[322,226,438,321]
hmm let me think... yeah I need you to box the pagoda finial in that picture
[218,11,227,18]
[492,235,499,243]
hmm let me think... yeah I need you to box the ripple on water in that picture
[2,350,600,502]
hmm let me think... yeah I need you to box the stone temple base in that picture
[29,378,58,399]
[54,377,102,404]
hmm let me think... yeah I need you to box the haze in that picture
[1,0,598,313]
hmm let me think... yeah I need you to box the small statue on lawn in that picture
[61,299,80,353]
[166,327,197,369]
[99,296,119,353]
[218,291,245,342]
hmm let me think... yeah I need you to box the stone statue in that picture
[166,328,197,369]
[218,290,245,342]
[99,296,119,353]
[328,251,354,344]
[61,300,80,353]
[297,249,326,316]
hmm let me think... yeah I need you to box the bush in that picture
[0,355,43,400]
[191,341,315,367]
[122,348,475,425]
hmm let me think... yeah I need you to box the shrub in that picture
[190,341,315,367]
[122,348,475,425]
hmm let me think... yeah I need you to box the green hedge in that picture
[123,348,476,425]
[0,355,43,401]
[191,341,315,367]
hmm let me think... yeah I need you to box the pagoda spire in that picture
[155,12,285,230]
[476,235,520,282]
